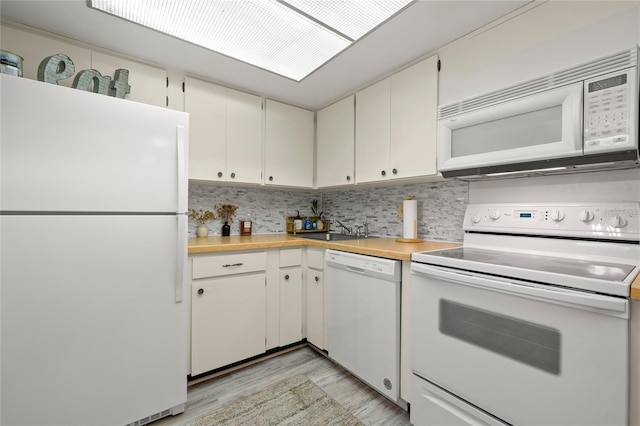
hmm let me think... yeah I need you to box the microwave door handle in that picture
[412,264,628,315]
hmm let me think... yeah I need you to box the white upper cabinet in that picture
[264,99,314,188]
[0,25,92,89]
[226,88,263,184]
[91,51,167,107]
[355,79,391,183]
[316,95,355,188]
[390,55,439,179]
[184,77,227,182]
[355,55,439,184]
[1,25,166,107]
[184,77,263,184]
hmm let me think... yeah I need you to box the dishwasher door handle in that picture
[346,265,366,274]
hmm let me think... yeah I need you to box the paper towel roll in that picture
[403,199,418,239]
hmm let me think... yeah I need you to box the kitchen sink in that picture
[295,233,378,241]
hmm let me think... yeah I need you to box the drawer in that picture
[307,247,325,270]
[280,248,302,267]
[192,252,267,279]
[411,374,507,426]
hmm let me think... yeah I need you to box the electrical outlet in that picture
[397,203,403,218]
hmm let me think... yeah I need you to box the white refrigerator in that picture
[1,75,189,426]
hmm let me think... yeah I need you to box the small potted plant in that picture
[216,204,238,236]
[311,199,324,230]
[189,208,216,238]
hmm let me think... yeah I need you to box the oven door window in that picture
[440,299,560,374]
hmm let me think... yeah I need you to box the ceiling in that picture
[0,0,530,110]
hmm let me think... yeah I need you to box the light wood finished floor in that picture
[154,346,410,426]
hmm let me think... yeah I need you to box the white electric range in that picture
[410,202,639,425]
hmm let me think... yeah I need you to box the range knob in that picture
[471,213,482,224]
[578,209,594,223]
[609,215,627,229]
[550,210,565,222]
[489,210,501,221]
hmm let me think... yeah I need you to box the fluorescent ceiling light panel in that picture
[89,0,413,81]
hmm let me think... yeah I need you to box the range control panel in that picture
[464,202,640,240]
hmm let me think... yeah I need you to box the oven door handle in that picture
[412,264,628,316]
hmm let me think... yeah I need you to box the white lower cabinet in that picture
[190,248,309,376]
[279,248,303,346]
[190,252,267,376]
[190,274,266,376]
[305,247,326,349]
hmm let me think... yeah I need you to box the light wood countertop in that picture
[188,234,640,300]
[188,234,460,261]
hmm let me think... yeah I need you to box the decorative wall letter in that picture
[35,53,133,99]
[72,69,111,95]
[37,54,75,84]
[110,69,131,99]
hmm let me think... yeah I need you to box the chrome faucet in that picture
[355,222,369,238]
[336,220,352,234]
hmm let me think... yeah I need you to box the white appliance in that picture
[410,203,639,425]
[325,250,403,406]
[0,75,189,426]
[437,46,639,179]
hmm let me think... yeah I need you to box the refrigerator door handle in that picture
[176,125,187,213]
[175,214,187,303]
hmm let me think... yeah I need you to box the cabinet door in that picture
[265,100,314,188]
[0,25,92,89]
[191,274,266,376]
[306,269,325,349]
[316,95,355,188]
[279,267,303,346]
[91,51,167,107]
[390,55,439,179]
[355,78,391,183]
[226,88,263,184]
[184,77,227,181]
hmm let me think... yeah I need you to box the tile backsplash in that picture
[189,180,468,243]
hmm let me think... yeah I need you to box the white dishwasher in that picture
[326,249,402,405]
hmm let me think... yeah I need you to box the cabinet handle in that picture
[217,171,223,178]
[197,288,204,295]
[230,172,236,178]
[392,168,398,175]
[314,276,319,282]
[346,176,351,181]
[284,274,290,280]
[222,263,244,268]
[269,176,274,181]
[381,170,386,176]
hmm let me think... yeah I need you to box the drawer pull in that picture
[222,262,244,268]
[284,274,290,280]
[197,288,204,295]
[315,276,320,282]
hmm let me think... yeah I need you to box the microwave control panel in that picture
[583,67,637,153]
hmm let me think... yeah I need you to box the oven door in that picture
[411,263,629,426]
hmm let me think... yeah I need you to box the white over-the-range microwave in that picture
[437,46,639,179]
